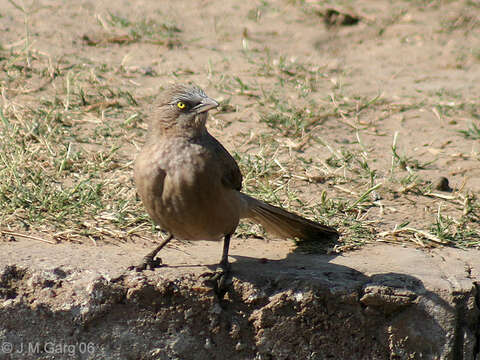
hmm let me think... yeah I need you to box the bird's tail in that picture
[240,193,339,242]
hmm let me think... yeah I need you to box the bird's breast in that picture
[137,139,241,241]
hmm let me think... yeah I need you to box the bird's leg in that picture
[203,233,232,298]
[129,233,174,272]
[218,232,232,274]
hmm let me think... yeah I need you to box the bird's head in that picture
[153,84,218,137]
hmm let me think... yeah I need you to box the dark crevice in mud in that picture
[452,292,467,360]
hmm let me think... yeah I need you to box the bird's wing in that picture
[206,133,243,191]
[134,148,167,211]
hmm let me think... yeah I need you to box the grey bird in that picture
[133,84,339,291]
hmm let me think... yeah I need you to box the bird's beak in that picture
[194,97,219,114]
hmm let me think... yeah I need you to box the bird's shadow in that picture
[163,247,454,322]
[229,251,364,290]
[206,250,454,324]
[214,251,462,356]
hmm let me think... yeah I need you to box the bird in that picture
[133,83,339,292]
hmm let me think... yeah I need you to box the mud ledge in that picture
[0,239,479,360]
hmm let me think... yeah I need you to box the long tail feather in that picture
[240,193,339,241]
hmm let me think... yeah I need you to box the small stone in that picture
[142,66,156,76]
[433,177,452,192]
[294,292,304,302]
[53,267,68,278]
[204,337,213,350]
[324,8,360,27]
[235,342,245,351]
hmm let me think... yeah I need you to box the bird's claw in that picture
[128,255,163,272]
[201,263,231,298]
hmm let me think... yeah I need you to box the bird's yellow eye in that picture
[177,101,186,109]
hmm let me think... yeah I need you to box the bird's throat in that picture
[195,112,208,127]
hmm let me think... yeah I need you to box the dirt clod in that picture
[434,176,453,192]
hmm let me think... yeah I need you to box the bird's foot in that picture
[128,254,163,272]
[127,235,173,272]
[201,262,232,298]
